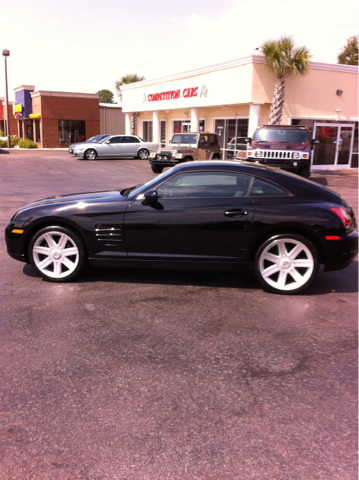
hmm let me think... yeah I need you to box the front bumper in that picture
[149,152,183,168]
[245,158,308,172]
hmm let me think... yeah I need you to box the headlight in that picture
[292,152,300,159]
[255,151,263,158]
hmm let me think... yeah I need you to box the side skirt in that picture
[88,258,251,272]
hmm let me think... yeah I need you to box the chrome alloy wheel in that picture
[258,238,315,292]
[85,149,97,160]
[138,149,149,159]
[32,231,80,279]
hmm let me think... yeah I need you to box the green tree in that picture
[115,74,145,135]
[337,36,358,66]
[97,89,115,104]
[261,36,312,125]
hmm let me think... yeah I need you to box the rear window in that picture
[250,178,288,196]
[253,129,310,143]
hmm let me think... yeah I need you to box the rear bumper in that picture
[323,230,358,271]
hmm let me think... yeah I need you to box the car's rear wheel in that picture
[138,149,149,159]
[84,149,97,160]
[29,226,86,282]
[254,234,318,294]
[151,165,163,174]
[212,153,221,160]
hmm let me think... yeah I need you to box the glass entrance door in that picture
[313,123,354,167]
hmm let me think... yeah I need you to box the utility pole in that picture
[2,49,11,148]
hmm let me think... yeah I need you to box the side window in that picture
[108,136,122,144]
[157,172,253,199]
[122,136,140,143]
[209,135,218,147]
[199,135,209,148]
[250,178,288,196]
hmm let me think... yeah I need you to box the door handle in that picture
[223,209,248,217]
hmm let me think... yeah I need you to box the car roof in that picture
[167,161,342,203]
[172,132,215,135]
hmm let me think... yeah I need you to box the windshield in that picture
[253,129,310,143]
[87,135,110,143]
[127,170,171,199]
[171,134,198,145]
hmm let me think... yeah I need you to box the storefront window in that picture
[214,119,248,156]
[143,121,153,142]
[35,120,40,143]
[58,120,86,144]
[173,120,205,134]
[161,121,166,145]
[26,120,34,141]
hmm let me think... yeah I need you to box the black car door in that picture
[123,171,256,262]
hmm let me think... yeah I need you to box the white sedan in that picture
[74,135,159,160]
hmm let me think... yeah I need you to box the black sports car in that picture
[5,161,358,294]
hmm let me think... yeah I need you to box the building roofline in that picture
[31,91,99,99]
[120,55,358,90]
[14,85,35,93]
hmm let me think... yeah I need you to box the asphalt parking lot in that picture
[0,149,358,480]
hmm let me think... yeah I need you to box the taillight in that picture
[329,207,352,227]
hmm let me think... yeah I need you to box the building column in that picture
[152,110,160,144]
[191,107,200,132]
[125,113,131,135]
[248,104,262,138]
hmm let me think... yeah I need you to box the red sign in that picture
[147,87,198,102]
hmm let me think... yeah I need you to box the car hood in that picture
[252,142,310,151]
[15,190,127,215]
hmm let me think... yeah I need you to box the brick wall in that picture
[1,102,17,136]
[39,95,100,148]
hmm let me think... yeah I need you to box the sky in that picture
[1,0,358,102]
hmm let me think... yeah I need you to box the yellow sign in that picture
[29,113,41,118]
[14,104,23,113]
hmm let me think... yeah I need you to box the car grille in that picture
[95,224,123,246]
[256,150,294,159]
[159,151,173,156]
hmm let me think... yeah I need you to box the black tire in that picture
[28,226,87,283]
[212,153,221,160]
[253,233,319,294]
[137,148,149,160]
[183,156,193,162]
[151,165,163,174]
[299,163,311,178]
[84,149,97,160]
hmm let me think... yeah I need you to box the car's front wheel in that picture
[84,149,97,160]
[137,149,149,160]
[151,165,163,174]
[254,234,318,294]
[29,226,86,282]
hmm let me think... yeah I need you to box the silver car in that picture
[73,135,159,160]
[68,134,112,154]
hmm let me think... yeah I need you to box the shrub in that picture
[0,139,7,148]
[11,136,21,147]
[18,139,38,149]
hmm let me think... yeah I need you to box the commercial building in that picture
[0,86,125,148]
[121,55,358,170]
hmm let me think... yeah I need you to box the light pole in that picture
[2,49,11,148]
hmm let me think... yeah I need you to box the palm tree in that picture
[115,74,145,135]
[261,37,312,125]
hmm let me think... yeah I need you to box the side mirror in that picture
[312,139,320,145]
[141,189,158,205]
[244,138,252,144]
[168,140,172,145]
